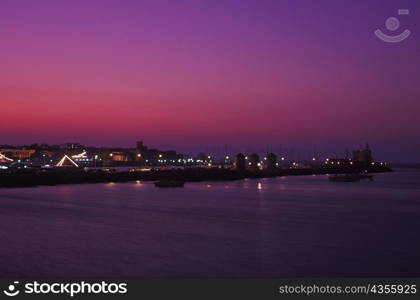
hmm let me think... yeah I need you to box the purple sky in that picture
[1,0,420,162]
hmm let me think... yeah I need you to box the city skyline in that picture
[0,140,395,164]
[1,0,420,162]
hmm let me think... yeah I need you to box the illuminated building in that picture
[109,152,129,162]
[71,151,93,165]
[0,149,36,160]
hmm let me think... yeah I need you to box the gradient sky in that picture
[1,0,420,162]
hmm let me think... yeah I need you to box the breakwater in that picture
[0,165,392,188]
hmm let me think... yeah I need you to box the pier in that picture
[0,164,392,188]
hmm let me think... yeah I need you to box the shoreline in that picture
[0,166,393,188]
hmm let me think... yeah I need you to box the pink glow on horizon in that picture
[1,0,420,161]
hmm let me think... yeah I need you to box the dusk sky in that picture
[1,0,420,162]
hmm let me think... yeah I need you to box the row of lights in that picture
[102,153,296,164]
[324,158,386,166]
[38,151,387,168]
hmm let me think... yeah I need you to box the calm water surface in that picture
[1,169,419,277]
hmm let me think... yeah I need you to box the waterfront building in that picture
[71,151,94,165]
[248,153,260,171]
[235,153,246,171]
[136,141,147,161]
[265,153,277,170]
[352,144,373,165]
[109,152,129,162]
[134,141,183,164]
[0,148,36,160]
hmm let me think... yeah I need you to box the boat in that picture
[329,173,373,182]
[154,180,185,188]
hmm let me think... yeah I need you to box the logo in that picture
[374,9,411,43]
[3,282,20,297]
[3,281,127,297]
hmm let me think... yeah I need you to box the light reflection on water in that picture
[0,169,419,277]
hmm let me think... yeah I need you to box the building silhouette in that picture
[352,144,373,165]
[265,153,277,170]
[235,153,246,171]
[248,153,259,171]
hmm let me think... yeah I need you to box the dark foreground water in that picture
[0,168,419,277]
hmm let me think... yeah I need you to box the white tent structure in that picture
[56,155,79,167]
[0,153,14,163]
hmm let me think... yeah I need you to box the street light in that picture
[94,155,99,168]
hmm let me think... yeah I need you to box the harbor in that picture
[0,142,392,188]
[0,163,391,188]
